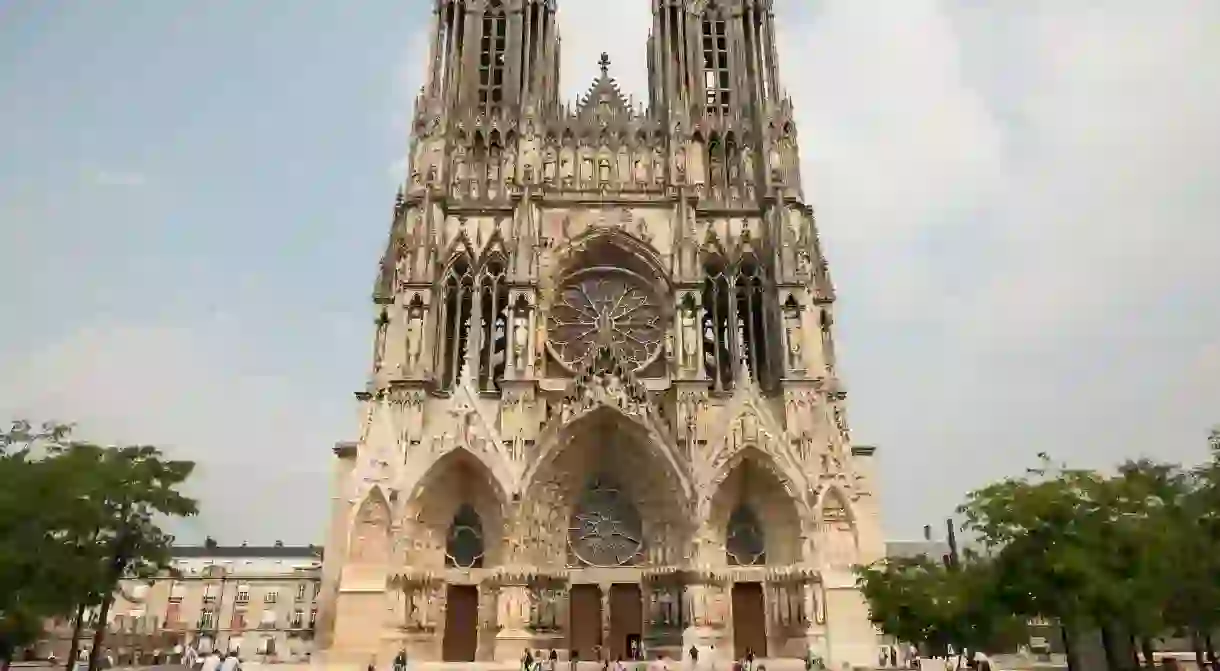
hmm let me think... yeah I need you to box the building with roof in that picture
[39,542,322,665]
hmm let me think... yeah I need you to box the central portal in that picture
[609,583,642,660]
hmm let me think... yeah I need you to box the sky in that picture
[1,1,1218,546]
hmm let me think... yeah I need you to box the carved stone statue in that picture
[405,304,425,373]
[372,316,388,373]
[681,304,698,371]
[512,312,529,373]
[784,310,803,372]
[543,153,556,183]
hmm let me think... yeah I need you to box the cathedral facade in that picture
[316,0,883,667]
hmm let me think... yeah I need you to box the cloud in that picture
[5,1,1216,546]
[89,170,148,187]
[559,0,1220,530]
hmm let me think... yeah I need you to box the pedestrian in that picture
[523,649,534,671]
[394,648,408,671]
[571,649,580,671]
[549,649,558,671]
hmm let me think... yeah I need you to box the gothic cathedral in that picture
[316,0,883,667]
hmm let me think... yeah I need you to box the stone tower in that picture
[316,0,884,667]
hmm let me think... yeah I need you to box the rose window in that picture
[569,478,643,567]
[547,267,663,372]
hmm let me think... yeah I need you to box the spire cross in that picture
[598,52,611,77]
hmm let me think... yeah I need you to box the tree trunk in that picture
[86,591,116,671]
[1139,637,1155,671]
[1191,631,1205,671]
[1062,624,1078,671]
[1100,624,1120,671]
[65,602,88,671]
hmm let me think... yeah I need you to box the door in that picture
[732,582,767,658]
[568,584,602,660]
[442,585,479,662]
[609,584,643,660]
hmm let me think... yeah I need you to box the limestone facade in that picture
[317,0,883,667]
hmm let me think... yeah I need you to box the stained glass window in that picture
[548,268,663,372]
[445,504,485,569]
[568,478,643,567]
[726,504,766,566]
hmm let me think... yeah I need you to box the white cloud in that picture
[6,1,1217,545]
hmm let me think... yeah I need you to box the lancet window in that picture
[477,255,508,391]
[445,504,484,569]
[436,255,474,391]
[726,504,766,566]
[702,8,731,116]
[478,1,507,111]
[702,257,775,390]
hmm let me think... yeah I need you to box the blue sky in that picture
[2,1,1218,545]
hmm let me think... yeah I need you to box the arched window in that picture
[726,504,766,566]
[735,258,770,384]
[445,504,485,569]
[702,258,733,390]
[701,3,731,116]
[701,257,774,390]
[477,255,508,391]
[436,255,474,391]
[479,0,507,111]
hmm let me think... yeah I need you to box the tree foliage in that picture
[856,554,1024,656]
[0,420,198,670]
[858,429,1220,671]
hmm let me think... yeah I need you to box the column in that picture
[600,584,611,656]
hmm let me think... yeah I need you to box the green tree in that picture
[79,444,197,671]
[0,421,198,671]
[1164,428,1220,668]
[0,421,82,669]
[959,456,1105,671]
[856,553,1022,658]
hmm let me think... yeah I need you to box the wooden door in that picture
[568,584,602,660]
[442,585,479,662]
[731,582,767,659]
[609,584,643,660]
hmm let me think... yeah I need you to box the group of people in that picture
[195,649,243,671]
